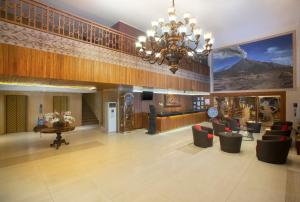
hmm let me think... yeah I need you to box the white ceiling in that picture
[40,0,300,48]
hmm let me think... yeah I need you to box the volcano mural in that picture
[212,33,294,91]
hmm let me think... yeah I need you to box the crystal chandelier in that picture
[135,0,214,74]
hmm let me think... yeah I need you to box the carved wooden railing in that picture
[0,0,136,55]
[0,0,209,75]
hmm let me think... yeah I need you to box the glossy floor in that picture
[0,125,299,202]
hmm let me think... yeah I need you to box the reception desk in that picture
[142,111,208,133]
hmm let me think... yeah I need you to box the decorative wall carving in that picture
[0,21,210,83]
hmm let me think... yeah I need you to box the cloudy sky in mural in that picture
[212,34,293,72]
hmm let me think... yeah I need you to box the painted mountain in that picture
[212,33,294,91]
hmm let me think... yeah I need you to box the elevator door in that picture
[6,95,27,133]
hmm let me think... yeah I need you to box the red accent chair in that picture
[192,125,214,148]
[256,135,292,164]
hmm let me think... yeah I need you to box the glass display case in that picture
[212,93,283,127]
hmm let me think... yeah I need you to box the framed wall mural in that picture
[164,95,181,107]
[212,33,294,91]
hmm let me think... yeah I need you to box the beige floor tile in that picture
[0,125,299,202]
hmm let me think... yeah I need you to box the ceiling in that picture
[40,0,300,48]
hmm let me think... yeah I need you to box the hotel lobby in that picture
[0,0,300,201]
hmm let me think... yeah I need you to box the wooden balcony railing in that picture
[0,0,209,75]
[0,0,136,55]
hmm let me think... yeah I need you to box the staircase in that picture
[82,99,99,125]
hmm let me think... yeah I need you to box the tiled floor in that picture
[0,125,299,202]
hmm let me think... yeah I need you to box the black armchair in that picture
[264,130,292,137]
[271,121,293,131]
[225,118,240,132]
[219,133,243,153]
[212,121,232,136]
[192,125,214,148]
[256,135,291,164]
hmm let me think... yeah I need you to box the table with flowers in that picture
[34,111,76,149]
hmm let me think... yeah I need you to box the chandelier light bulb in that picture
[179,26,187,34]
[138,36,146,43]
[204,32,212,40]
[168,7,175,15]
[189,18,197,26]
[151,21,159,28]
[147,30,155,38]
[193,28,202,37]
[158,18,165,24]
[146,50,152,55]
[169,14,177,23]
[183,13,191,20]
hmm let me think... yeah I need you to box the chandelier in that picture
[135,0,214,74]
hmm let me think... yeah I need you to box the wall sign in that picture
[164,95,181,107]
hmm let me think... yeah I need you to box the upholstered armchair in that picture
[256,135,292,164]
[192,125,214,148]
[212,121,232,136]
[225,118,240,132]
[264,130,292,137]
[271,121,293,131]
[219,133,243,153]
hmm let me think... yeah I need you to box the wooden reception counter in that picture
[142,111,208,133]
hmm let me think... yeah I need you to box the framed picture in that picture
[164,95,181,107]
[212,32,294,91]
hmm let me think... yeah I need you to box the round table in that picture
[40,126,75,149]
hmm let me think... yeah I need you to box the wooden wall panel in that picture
[0,44,210,92]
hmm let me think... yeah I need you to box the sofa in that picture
[192,125,214,148]
[256,135,292,164]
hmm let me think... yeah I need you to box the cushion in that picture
[279,136,287,141]
[281,125,288,131]
[194,125,202,131]
[225,127,232,132]
[207,133,214,139]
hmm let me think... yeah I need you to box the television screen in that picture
[142,91,153,100]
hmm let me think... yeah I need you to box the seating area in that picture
[193,119,296,164]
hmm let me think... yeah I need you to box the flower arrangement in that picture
[43,111,75,128]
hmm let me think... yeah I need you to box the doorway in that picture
[6,95,27,133]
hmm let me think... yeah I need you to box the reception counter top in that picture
[157,110,206,117]
[143,111,208,133]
